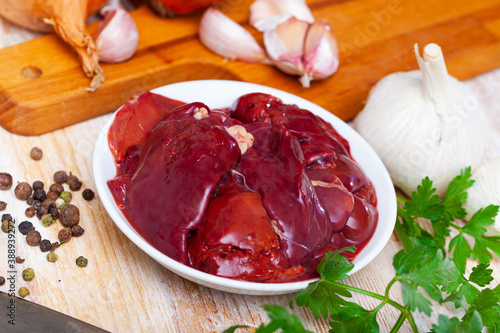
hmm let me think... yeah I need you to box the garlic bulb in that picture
[353,43,490,196]
[463,158,500,235]
[249,0,314,32]
[95,7,139,63]
[199,8,270,64]
[264,17,339,88]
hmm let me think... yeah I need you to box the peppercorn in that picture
[26,230,41,246]
[0,173,13,190]
[76,256,88,268]
[46,190,59,201]
[2,213,13,221]
[71,225,85,237]
[50,242,60,252]
[15,256,25,264]
[32,180,44,191]
[14,182,32,201]
[55,198,67,210]
[32,200,41,211]
[41,214,53,227]
[58,228,72,243]
[39,239,51,252]
[32,189,47,202]
[18,221,34,235]
[49,183,64,196]
[47,252,58,263]
[53,170,68,184]
[36,207,48,220]
[30,147,43,160]
[0,276,5,286]
[49,206,59,220]
[25,207,35,218]
[1,220,14,233]
[68,175,83,191]
[59,191,72,204]
[0,201,6,211]
[41,198,55,210]
[27,197,34,206]
[22,268,35,281]
[60,204,80,227]
[18,287,30,298]
[82,188,95,201]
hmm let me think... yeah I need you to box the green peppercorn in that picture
[76,256,88,268]
[18,287,29,298]
[47,252,58,263]
[1,219,14,233]
[22,268,35,281]
[55,198,67,209]
[59,191,72,204]
[41,213,53,227]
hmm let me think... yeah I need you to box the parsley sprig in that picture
[225,168,500,332]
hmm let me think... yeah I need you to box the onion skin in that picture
[148,0,220,16]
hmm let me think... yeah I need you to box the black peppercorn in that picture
[27,197,34,206]
[71,225,85,237]
[50,242,60,252]
[58,228,72,243]
[18,221,34,235]
[0,276,5,286]
[32,180,44,191]
[32,200,41,211]
[82,188,95,201]
[2,214,13,222]
[46,191,59,201]
[49,183,64,196]
[0,173,13,190]
[14,182,32,201]
[36,207,48,220]
[39,239,51,252]
[53,171,68,184]
[49,206,59,220]
[33,189,47,202]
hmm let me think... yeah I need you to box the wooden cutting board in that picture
[1,0,500,136]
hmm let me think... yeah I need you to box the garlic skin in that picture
[463,158,500,235]
[95,8,139,63]
[199,8,270,64]
[353,43,490,196]
[249,0,314,32]
[264,17,339,88]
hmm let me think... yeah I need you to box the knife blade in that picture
[0,291,110,333]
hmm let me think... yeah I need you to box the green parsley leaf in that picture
[400,281,433,316]
[404,177,442,221]
[431,311,483,333]
[253,305,313,333]
[464,287,500,331]
[448,234,472,274]
[290,247,356,319]
[329,302,379,333]
[441,167,474,222]
[222,325,250,333]
[468,263,494,287]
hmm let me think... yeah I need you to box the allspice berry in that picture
[49,183,64,196]
[0,173,13,190]
[26,230,41,246]
[60,204,80,227]
[58,228,72,243]
[14,182,32,201]
[30,147,43,160]
[25,207,35,218]
[32,180,44,191]
[53,170,68,184]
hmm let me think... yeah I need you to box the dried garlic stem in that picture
[414,43,453,115]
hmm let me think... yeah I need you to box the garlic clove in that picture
[250,0,314,32]
[199,8,270,64]
[95,8,139,63]
[264,17,309,76]
[301,20,339,87]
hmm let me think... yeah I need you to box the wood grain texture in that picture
[1,5,500,333]
[2,0,500,135]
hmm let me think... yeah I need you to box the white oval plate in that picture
[93,80,397,295]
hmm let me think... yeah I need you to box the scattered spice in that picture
[27,197,34,206]
[0,173,13,190]
[22,268,35,281]
[50,242,60,252]
[46,190,59,201]
[71,225,85,237]
[33,189,47,202]
[67,173,83,191]
[60,204,80,227]
[76,256,88,267]
[53,170,68,184]
[32,180,44,191]
[14,182,32,201]
[82,188,95,201]
[0,276,5,286]
[30,147,43,160]
[18,287,30,298]
[49,206,59,220]
[1,219,14,233]
[36,208,48,220]
[41,214,54,227]
[26,229,41,246]
[55,198,67,209]
[49,183,64,196]
[39,239,51,252]
[25,207,35,218]
[60,191,72,204]
[17,221,35,236]
[15,256,25,264]
[2,214,13,221]
[47,252,58,263]
[0,201,6,211]
[58,228,72,243]
[32,200,41,211]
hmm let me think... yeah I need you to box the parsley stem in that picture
[396,195,408,204]
[390,313,407,333]
[394,216,412,250]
